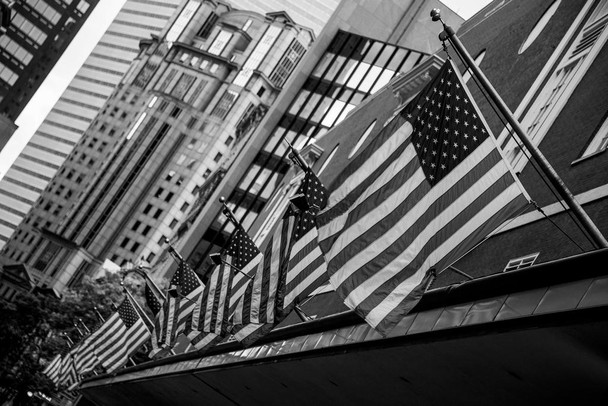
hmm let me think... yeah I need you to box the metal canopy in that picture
[80,249,608,405]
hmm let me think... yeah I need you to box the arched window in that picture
[519,0,561,54]
[462,49,486,84]
[318,144,339,175]
[348,120,376,159]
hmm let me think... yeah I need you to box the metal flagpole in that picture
[430,9,608,249]
[78,318,91,335]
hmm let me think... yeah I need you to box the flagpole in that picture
[78,318,91,335]
[431,9,608,249]
[284,139,310,171]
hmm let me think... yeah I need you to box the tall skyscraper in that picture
[229,0,340,35]
[0,0,316,292]
[0,0,182,249]
[0,0,99,151]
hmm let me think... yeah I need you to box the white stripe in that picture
[249,254,265,323]
[214,265,232,333]
[327,139,496,288]
[284,249,326,308]
[203,267,220,331]
[342,152,508,308]
[365,183,523,326]
[228,253,261,308]
[286,228,320,285]
[328,122,412,208]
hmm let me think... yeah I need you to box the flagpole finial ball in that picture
[164,236,169,244]
[430,9,441,21]
[219,196,226,204]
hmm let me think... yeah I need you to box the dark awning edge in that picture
[81,248,608,384]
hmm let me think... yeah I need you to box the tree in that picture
[0,271,142,405]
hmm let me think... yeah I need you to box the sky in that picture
[0,0,491,180]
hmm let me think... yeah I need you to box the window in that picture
[213,152,223,162]
[242,19,252,32]
[519,1,561,54]
[462,49,486,84]
[581,114,608,158]
[154,187,164,198]
[208,29,232,55]
[170,106,182,118]
[197,13,218,39]
[142,225,151,236]
[120,237,130,248]
[143,204,153,214]
[131,220,141,231]
[153,208,163,219]
[169,219,178,229]
[171,73,196,100]
[504,252,540,272]
[165,192,174,202]
[269,39,307,88]
[348,120,376,159]
[187,117,198,129]
[211,90,238,119]
[180,202,190,212]
[225,135,234,146]
[318,144,339,175]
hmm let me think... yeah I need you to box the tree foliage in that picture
[0,271,144,404]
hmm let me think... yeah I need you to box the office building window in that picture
[211,90,238,119]
[504,253,540,272]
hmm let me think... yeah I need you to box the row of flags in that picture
[42,295,151,388]
[42,59,529,387]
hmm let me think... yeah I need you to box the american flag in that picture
[231,216,295,346]
[91,298,150,372]
[163,259,204,347]
[57,352,78,387]
[42,354,62,386]
[317,59,529,335]
[188,225,262,351]
[144,279,166,358]
[276,168,328,319]
[71,339,99,376]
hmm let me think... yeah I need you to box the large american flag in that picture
[163,259,204,347]
[276,168,328,319]
[317,59,529,335]
[231,216,295,346]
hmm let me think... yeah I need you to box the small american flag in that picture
[318,59,529,335]
[188,225,262,351]
[42,354,62,386]
[231,215,295,346]
[163,259,204,346]
[144,279,166,357]
[276,168,328,319]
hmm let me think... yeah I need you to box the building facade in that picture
[0,0,99,151]
[0,0,182,249]
[0,0,315,293]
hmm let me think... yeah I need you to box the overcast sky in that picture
[0,0,491,180]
